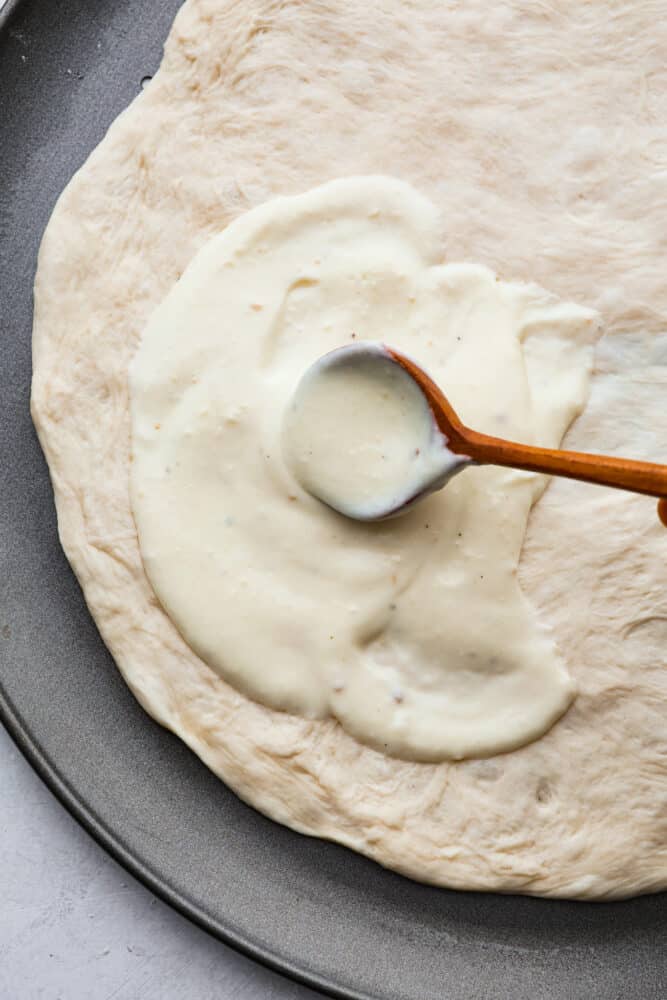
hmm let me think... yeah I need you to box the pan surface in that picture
[1,1,665,997]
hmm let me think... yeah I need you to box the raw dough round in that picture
[32,0,667,897]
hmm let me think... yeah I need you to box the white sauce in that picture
[129,176,598,761]
[282,343,467,519]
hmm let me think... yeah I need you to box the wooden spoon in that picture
[387,347,667,527]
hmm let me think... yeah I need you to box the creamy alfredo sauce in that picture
[129,177,598,762]
[282,343,467,519]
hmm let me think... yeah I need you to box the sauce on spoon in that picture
[282,343,469,520]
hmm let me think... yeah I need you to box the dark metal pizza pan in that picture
[1,1,665,997]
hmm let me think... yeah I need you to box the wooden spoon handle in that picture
[385,346,667,525]
[465,428,667,500]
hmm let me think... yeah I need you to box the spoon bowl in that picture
[282,342,469,521]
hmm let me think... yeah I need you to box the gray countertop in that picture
[0,723,321,999]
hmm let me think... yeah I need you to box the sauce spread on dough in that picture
[282,343,467,519]
[129,176,597,761]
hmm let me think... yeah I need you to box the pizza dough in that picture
[31,0,667,897]
[129,176,597,762]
